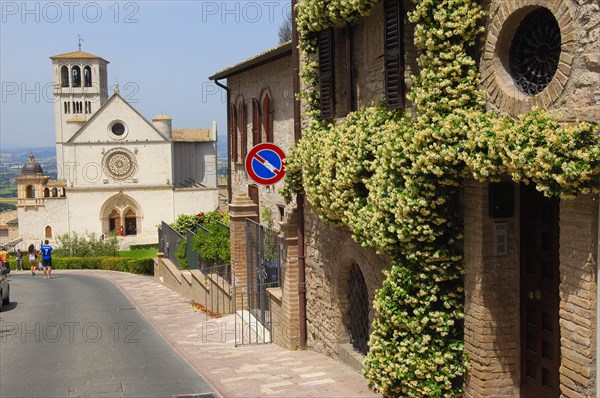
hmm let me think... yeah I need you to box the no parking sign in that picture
[245,143,286,185]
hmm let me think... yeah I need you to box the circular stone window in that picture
[108,121,128,139]
[103,148,137,180]
[509,8,561,96]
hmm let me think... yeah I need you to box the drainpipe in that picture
[214,79,231,204]
[292,0,307,349]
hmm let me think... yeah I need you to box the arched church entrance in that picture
[100,194,142,236]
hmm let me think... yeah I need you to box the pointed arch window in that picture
[230,103,238,163]
[238,100,248,162]
[262,93,273,143]
[252,98,261,146]
[72,66,81,87]
[84,66,92,87]
[61,66,69,87]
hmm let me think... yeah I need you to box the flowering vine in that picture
[285,0,599,397]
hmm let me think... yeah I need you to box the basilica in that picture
[16,50,219,246]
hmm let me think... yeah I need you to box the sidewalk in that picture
[62,270,380,398]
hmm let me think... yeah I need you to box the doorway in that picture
[520,184,560,397]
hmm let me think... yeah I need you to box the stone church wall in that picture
[17,198,68,245]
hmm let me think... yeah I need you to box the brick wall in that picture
[463,180,521,398]
[559,195,598,397]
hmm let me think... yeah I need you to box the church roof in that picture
[21,153,43,175]
[172,129,212,142]
[50,50,109,63]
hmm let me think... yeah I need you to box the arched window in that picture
[61,66,69,87]
[72,66,81,87]
[229,104,238,163]
[252,98,261,146]
[347,263,369,355]
[237,99,248,162]
[26,185,35,199]
[64,102,70,114]
[61,187,66,197]
[45,226,53,239]
[52,187,58,197]
[43,187,50,198]
[84,65,92,87]
[262,93,273,143]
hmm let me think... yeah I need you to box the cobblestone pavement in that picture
[59,270,380,398]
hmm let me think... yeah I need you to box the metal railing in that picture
[158,221,184,268]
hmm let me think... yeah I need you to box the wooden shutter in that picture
[384,0,405,109]
[230,104,238,163]
[318,29,335,120]
[252,98,261,146]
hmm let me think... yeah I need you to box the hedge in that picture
[22,256,153,275]
[128,244,159,251]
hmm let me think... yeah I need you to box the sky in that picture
[0,0,292,150]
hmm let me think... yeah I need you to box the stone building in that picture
[296,0,599,397]
[16,50,220,247]
[210,42,303,349]
[212,1,599,396]
[210,42,294,224]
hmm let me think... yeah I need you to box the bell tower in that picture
[50,48,109,172]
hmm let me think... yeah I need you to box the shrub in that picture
[176,240,188,269]
[55,232,119,257]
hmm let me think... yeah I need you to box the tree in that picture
[278,10,292,44]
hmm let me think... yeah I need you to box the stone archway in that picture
[100,194,143,236]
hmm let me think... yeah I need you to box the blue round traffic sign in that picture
[245,143,286,185]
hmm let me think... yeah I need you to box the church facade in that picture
[16,50,219,246]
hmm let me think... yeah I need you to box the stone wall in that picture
[228,54,295,227]
[481,0,599,122]
[304,203,387,367]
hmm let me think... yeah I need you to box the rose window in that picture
[103,149,136,180]
[509,8,561,96]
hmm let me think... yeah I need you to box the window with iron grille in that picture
[318,29,335,121]
[347,263,370,355]
[509,8,561,96]
[384,0,406,110]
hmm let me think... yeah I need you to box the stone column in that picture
[229,193,258,310]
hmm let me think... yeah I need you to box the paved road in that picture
[0,272,217,398]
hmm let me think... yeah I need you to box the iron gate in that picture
[246,219,281,331]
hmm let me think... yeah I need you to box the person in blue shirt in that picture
[40,240,53,279]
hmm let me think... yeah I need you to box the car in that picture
[0,258,10,312]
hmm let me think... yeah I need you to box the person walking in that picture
[28,244,38,276]
[40,240,53,279]
[15,249,23,271]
